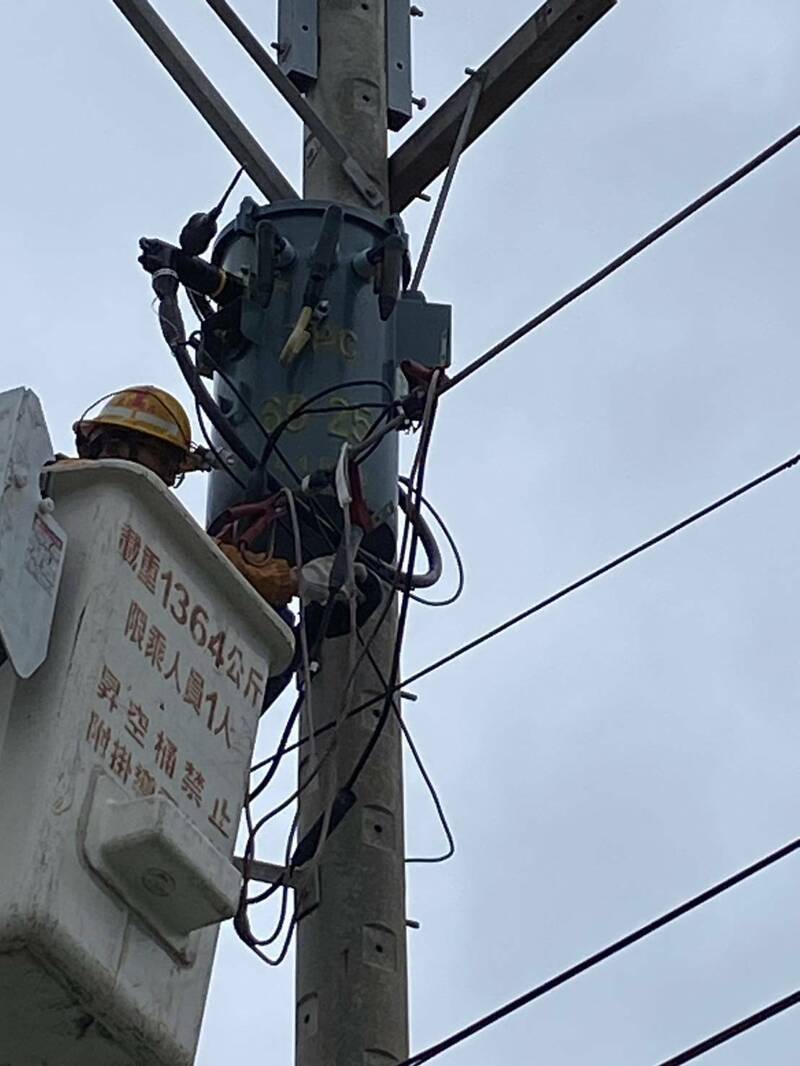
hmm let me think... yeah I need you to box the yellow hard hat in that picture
[76,386,191,455]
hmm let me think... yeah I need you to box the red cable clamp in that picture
[208,493,287,551]
[399,360,449,420]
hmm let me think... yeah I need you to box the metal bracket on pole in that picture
[233,857,298,887]
[204,0,383,209]
[110,0,299,203]
[232,857,320,919]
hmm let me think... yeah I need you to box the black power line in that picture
[396,835,800,1066]
[443,121,800,395]
[253,447,800,769]
[396,449,800,696]
[653,987,800,1066]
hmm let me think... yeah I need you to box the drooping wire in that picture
[360,638,455,865]
[251,446,800,768]
[402,479,465,608]
[395,834,800,1066]
[246,381,440,871]
[341,372,440,796]
[235,693,304,960]
[258,379,396,470]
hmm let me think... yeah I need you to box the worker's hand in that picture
[298,556,368,605]
[298,556,336,605]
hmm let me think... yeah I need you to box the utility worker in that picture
[72,386,197,487]
[69,385,329,606]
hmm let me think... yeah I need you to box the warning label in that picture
[24,513,64,595]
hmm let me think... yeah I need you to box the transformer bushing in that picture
[206,198,451,565]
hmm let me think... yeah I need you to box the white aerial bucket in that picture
[0,457,293,1065]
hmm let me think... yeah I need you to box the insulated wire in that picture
[237,690,304,960]
[283,489,317,763]
[341,373,440,795]
[259,379,395,468]
[393,449,800,698]
[395,835,800,1066]
[361,639,455,865]
[194,399,247,491]
[251,447,800,767]
[403,481,465,608]
[651,988,800,1066]
[248,393,438,853]
[442,121,800,395]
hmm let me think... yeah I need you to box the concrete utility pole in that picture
[304,2,390,208]
[296,6,409,1066]
[109,4,617,1065]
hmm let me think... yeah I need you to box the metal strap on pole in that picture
[204,0,383,208]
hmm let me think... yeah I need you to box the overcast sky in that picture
[4,1,800,1063]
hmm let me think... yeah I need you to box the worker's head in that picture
[74,386,192,487]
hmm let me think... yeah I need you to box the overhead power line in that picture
[442,121,800,395]
[395,835,800,1066]
[396,448,800,695]
[253,445,800,771]
[652,987,800,1066]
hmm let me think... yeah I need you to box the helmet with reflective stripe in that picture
[75,386,191,456]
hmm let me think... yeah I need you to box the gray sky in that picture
[3,1,800,1063]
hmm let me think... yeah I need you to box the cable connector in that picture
[400,360,449,420]
[179,166,245,257]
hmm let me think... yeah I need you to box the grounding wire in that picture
[442,121,800,395]
[251,447,800,768]
[395,834,800,1066]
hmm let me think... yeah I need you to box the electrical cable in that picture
[341,372,440,796]
[153,283,258,469]
[652,988,800,1066]
[395,834,800,1066]
[259,379,395,469]
[193,326,440,595]
[393,448,800,696]
[250,380,440,872]
[251,446,800,768]
[351,405,395,466]
[401,479,465,608]
[237,690,305,963]
[361,639,455,865]
[442,121,800,395]
[195,336,354,554]
[194,398,247,491]
[236,801,296,959]
[283,489,317,762]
